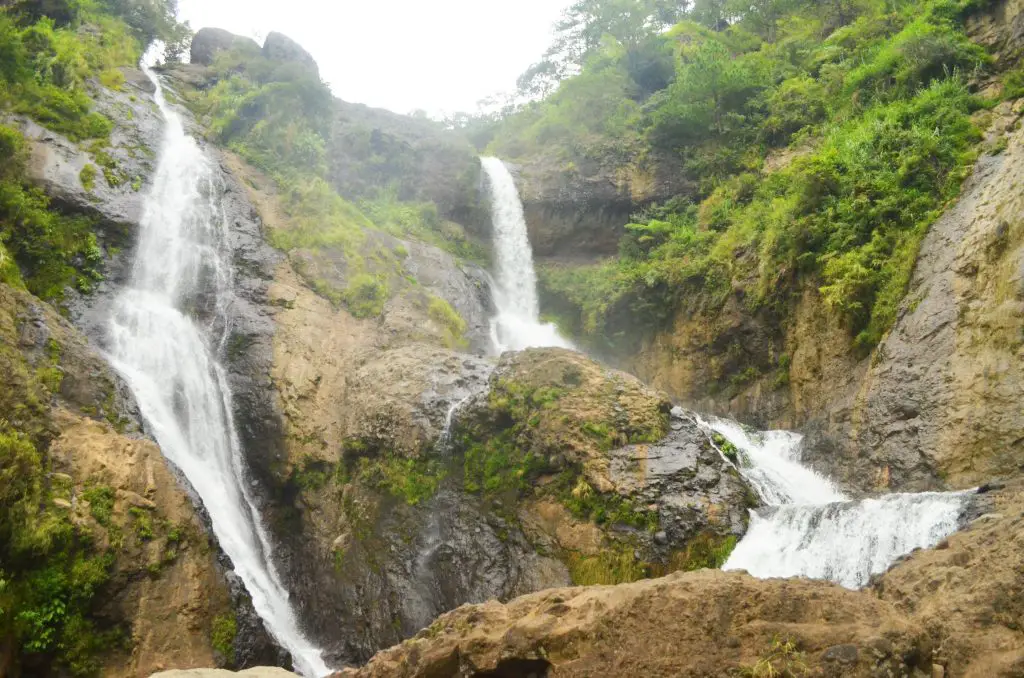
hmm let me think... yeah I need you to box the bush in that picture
[344,273,388,319]
[427,296,467,349]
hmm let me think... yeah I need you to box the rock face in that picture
[333,482,1024,678]
[874,481,1024,676]
[339,569,931,678]
[262,31,320,79]
[0,283,235,676]
[190,27,261,66]
[514,149,696,258]
[797,98,1024,493]
[619,97,1024,496]
[152,670,298,678]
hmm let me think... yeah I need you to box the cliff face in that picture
[339,483,1024,678]
[521,0,1024,497]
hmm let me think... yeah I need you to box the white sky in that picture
[176,0,571,116]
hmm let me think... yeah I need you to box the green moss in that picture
[355,454,445,506]
[344,273,389,319]
[558,475,659,532]
[566,546,648,586]
[127,507,154,541]
[427,296,468,349]
[81,485,115,527]
[79,164,97,192]
[210,612,237,659]
[667,533,738,572]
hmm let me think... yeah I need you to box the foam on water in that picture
[698,415,969,589]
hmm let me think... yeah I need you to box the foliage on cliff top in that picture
[185,45,485,275]
[0,0,188,141]
[489,0,992,359]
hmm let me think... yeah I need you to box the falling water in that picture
[106,59,329,677]
[699,416,970,589]
[480,157,573,352]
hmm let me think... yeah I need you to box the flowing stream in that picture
[697,415,970,589]
[480,157,573,352]
[107,61,329,677]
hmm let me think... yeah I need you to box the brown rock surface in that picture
[875,482,1024,677]
[337,570,931,678]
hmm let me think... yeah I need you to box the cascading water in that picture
[697,415,970,589]
[480,157,573,352]
[107,59,329,677]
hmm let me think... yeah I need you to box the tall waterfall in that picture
[698,416,970,589]
[480,157,573,352]
[107,60,329,677]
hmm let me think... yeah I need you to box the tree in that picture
[517,0,687,99]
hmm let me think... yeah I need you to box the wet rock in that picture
[609,409,751,548]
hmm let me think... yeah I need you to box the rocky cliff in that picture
[338,483,1024,678]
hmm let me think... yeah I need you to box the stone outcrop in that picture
[514,149,697,258]
[190,27,261,66]
[0,283,236,676]
[618,96,1024,496]
[262,31,320,80]
[338,569,931,678]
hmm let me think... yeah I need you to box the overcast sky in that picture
[176,0,571,116]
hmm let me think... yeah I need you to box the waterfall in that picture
[697,416,970,589]
[106,60,329,677]
[480,157,573,352]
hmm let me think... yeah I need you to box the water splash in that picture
[698,415,969,589]
[480,157,573,352]
[107,58,329,677]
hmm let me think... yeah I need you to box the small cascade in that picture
[698,416,970,589]
[107,56,329,677]
[436,394,473,453]
[480,157,573,352]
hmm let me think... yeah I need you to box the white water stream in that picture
[107,61,329,677]
[698,416,969,589]
[480,157,573,352]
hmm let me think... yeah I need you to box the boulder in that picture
[262,31,320,80]
[339,569,932,678]
[190,27,260,66]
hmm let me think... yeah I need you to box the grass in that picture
[427,296,468,349]
[566,547,649,586]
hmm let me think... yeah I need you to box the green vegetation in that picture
[360,186,488,264]
[739,637,809,678]
[427,296,468,349]
[0,3,189,673]
[0,323,115,677]
[483,0,997,371]
[0,124,104,300]
[566,545,649,586]
[78,163,97,191]
[344,273,389,319]
[354,454,446,506]
[667,532,738,572]
[560,476,659,531]
[210,612,237,659]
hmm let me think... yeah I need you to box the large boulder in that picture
[339,569,932,678]
[262,31,320,80]
[190,27,261,66]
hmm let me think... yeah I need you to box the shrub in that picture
[427,296,467,349]
[343,274,388,319]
